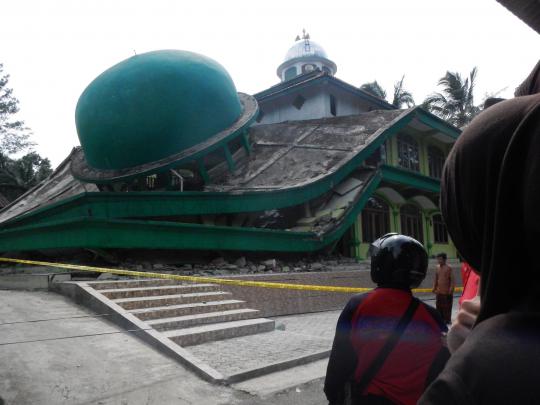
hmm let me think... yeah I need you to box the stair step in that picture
[146,309,260,331]
[99,284,219,299]
[113,291,232,310]
[88,278,185,290]
[128,300,247,321]
[163,318,276,346]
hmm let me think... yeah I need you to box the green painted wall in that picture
[352,191,458,260]
[390,128,450,178]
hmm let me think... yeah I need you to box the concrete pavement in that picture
[0,289,460,404]
[0,290,235,405]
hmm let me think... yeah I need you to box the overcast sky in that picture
[2,0,539,166]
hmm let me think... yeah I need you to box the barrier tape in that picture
[0,257,463,294]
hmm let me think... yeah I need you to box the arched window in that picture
[432,214,449,243]
[284,66,297,81]
[400,204,424,243]
[362,196,390,243]
[397,134,420,172]
[428,146,445,179]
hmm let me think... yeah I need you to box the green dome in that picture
[75,50,243,170]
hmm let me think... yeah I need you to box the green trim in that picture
[0,174,382,253]
[414,108,461,140]
[380,165,440,193]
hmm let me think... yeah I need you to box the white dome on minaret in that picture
[277,30,337,82]
[284,39,328,61]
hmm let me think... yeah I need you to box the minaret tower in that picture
[276,30,337,82]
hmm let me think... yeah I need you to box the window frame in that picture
[428,145,445,179]
[361,196,391,243]
[400,203,424,243]
[432,213,449,244]
[397,134,420,172]
[329,94,337,116]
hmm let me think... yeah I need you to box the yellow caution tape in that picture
[0,257,463,294]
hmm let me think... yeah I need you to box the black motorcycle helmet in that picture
[369,233,428,289]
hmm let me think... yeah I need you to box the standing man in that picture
[325,233,449,405]
[433,253,454,324]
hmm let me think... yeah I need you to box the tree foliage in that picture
[360,77,415,108]
[391,76,415,108]
[0,63,52,202]
[0,152,52,201]
[422,67,481,128]
[0,63,33,155]
[360,80,387,100]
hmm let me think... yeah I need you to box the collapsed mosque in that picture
[0,35,460,260]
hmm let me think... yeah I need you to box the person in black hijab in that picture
[419,60,540,404]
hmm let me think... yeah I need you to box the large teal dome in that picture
[75,50,244,171]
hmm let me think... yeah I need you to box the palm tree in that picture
[392,76,415,108]
[360,81,387,100]
[423,68,481,128]
[360,77,415,108]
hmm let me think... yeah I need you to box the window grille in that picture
[397,134,420,172]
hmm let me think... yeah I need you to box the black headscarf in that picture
[441,64,540,324]
[515,59,540,97]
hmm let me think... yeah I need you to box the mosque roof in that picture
[0,107,459,229]
[255,70,395,110]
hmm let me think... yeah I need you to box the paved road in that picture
[0,290,236,405]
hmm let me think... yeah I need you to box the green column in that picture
[223,144,236,171]
[241,131,252,155]
[392,208,400,233]
[197,159,210,184]
[351,217,362,259]
[424,212,433,255]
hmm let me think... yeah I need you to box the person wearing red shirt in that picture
[325,233,449,405]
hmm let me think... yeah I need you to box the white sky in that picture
[1,0,539,166]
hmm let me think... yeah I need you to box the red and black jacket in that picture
[324,288,449,405]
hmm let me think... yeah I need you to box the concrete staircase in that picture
[87,278,275,347]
